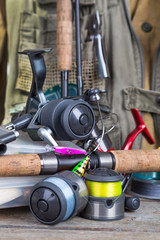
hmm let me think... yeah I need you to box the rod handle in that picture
[111,149,160,173]
[57,0,72,71]
[0,154,41,176]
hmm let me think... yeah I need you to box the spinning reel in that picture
[0,0,111,154]
[21,48,96,142]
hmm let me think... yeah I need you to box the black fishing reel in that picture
[0,0,112,154]
[18,49,95,142]
[0,48,111,154]
[40,98,95,141]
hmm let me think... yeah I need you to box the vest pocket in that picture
[123,86,160,114]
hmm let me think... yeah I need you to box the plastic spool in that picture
[131,177,160,200]
[132,172,160,180]
[29,170,88,225]
[81,168,125,221]
[131,147,160,199]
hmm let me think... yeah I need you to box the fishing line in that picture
[131,177,160,200]
[89,99,105,154]
[87,102,118,154]
[105,113,119,134]
[95,112,119,135]
[85,180,122,198]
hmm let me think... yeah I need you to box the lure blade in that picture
[72,156,90,177]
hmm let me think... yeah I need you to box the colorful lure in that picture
[54,146,86,155]
[72,156,90,177]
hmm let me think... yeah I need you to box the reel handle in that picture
[19,49,52,112]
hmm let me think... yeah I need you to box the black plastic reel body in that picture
[19,49,95,142]
[84,168,124,183]
[40,98,95,141]
[29,170,88,225]
[81,193,125,221]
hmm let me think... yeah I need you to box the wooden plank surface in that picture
[0,198,159,240]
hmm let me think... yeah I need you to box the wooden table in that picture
[0,198,159,240]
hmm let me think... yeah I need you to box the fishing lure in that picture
[54,146,86,155]
[72,156,90,177]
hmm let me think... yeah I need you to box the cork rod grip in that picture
[57,0,72,71]
[0,154,41,176]
[111,149,160,173]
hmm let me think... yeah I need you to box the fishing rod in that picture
[57,0,72,97]
[0,149,160,176]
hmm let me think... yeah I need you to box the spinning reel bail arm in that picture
[19,48,52,113]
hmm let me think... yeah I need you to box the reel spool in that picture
[40,98,95,141]
[132,172,160,180]
[131,176,160,200]
[81,168,125,221]
[29,170,88,225]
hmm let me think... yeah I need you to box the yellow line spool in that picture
[85,180,122,198]
[81,168,125,221]
[84,168,123,197]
